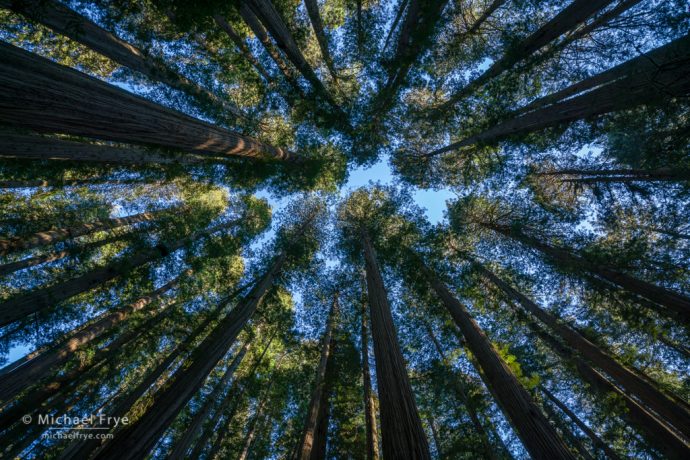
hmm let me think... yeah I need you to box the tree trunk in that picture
[426,33,690,156]
[0,178,148,189]
[0,42,297,161]
[416,257,575,459]
[473,260,690,438]
[426,414,442,459]
[362,229,431,459]
[541,387,622,460]
[381,0,409,55]
[0,209,160,257]
[438,0,615,109]
[540,395,595,460]
[167,338,252,460]
[211,15,273,84]
[538,167,690,183]
[0,233,125,278]
[360,281,381,460]
[95,252,286,460]
[465,0,506,35]
[0,220,235,327]
[0,133,207,165]
[304,0,338,81]
[484,223,690,322]
[0,273,185,402]
[296,294,338,460]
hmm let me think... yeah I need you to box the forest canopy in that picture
[0,0,689,459]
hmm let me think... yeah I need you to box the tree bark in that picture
[425,33,690,156]
[304,0,338,81]
[0,209,160,257]
[483,222,690,322]
[362,229,431,459]
[438,0,616,110]
[2,0,249,123]
[211,15,273,84]
[540,395,595,460]
[167,338,251,460]
[95,252,286,460]
[0,220,235,327]
[360,281,381,460]
[296,294,338,460]
[0,41,297,161]
[474,260,690,439]
[416,257,575,459]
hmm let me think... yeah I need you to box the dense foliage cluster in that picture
[0,0,688,458]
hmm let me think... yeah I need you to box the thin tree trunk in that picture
[483,223,690,322]
[425,33,690,156]
[541,387,622,460]
[304,0,338,81]
[0,133,207,165]
[0,209,161,257]
[212,15,273,84]
[0,178,148,189]
[0,220,235,327]
[541,396,595,460]
[381,0,409,55]
[167,338,252,460]
[426,414,442,459]
[0,42,297,161]
[416,257,575,459]
[437,0,615,110]
[538,167,690,182]
[473,260,690,438]
[296,294,338,460]
[2,0,250,123]
[95,252,286,460]
[465,0,506,35]
[362,229,431,459]
[0,233,125,278]
[360,280,381,460]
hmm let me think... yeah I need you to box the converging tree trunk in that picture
[304,0,338,81]
[362,229,431,459]
[0,42,297,161]
[360,282,381,460]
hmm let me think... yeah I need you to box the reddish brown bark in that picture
[360,283,381,460]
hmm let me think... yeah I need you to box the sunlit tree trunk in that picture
[360,283,381,460]
[296,294,338,460]
[416,257,575,459]
[474,259,690,438]
[95,253,286,460]
[362,229,431,459]
[1,0,248,122]
[0,42,297,161]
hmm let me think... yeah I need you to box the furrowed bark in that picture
[2,0,249,122]
[95,253,286,460]
[0,42,297,161]
[362,229,431,459]
[416,257,575,459]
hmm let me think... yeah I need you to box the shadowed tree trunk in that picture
[167,338,252,459]
[0,220,237,327]
[473,259,690,439]
[415,256,575,459]
[540,396,595,460]
[0,209,162,257]
[211,14,273,84]
[362,229,431,459]
[0,0,249,123]
[296,294,338,460]
[481,223,690,322]
[304,0,338,81]
[425,33,690,156]
[541,387,622,460]
[360,281,381,460]
[465,0,506,35]
[0,42,297,161]
[437,0,616,110]
[95,252,286,460]
[426,414,442,458]
[381,0,409,55]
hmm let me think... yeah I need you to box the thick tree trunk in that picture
[0,133,207,165]
[167,338,251,460]
[426,33,690,156]
[0,42,297,161]
[304,0,338,81]
[484,223,690,322]
[95,253,286,460]
[296,295,338,460]
[474,260,690,438]
[362,229,431,459]
[438,0,615,109]
[0,209,160,257]
[1,0,248,122]
[0,274,185,402]
[0,233,125,278]
[417,258,575,459]
[0,220,235,327]
[541,387,621,460]
[360,283,381,460]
